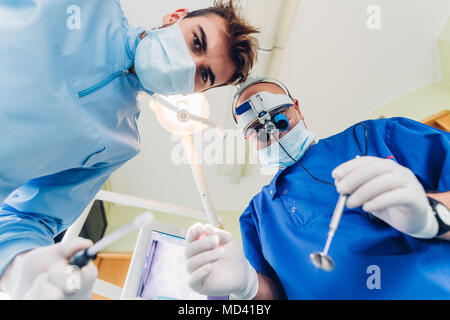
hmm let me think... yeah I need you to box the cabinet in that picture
[422,110,450,132]
[92,252,132,300]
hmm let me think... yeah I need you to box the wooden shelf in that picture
[92,252,132,300]
[422,110,450,132]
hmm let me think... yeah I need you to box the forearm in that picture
[252,273,285,300]
[0,209,54,278]
[427,191,450,241]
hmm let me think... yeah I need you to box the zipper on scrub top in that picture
[77,63,134,98]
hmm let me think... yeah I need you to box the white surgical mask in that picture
[257,121,316,169]
[134,21,196,96]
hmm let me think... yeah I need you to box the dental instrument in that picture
[69,212,154,268]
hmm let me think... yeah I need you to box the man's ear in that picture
[162,8,189,25]
[293,99,304,120]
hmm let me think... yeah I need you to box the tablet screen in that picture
[137,231,227,300]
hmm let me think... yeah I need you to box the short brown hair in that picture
[185,0,259,85]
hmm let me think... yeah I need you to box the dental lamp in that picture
[149,93,223,228]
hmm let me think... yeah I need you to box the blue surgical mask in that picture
[257,121,316,169]
[134,21,196,96]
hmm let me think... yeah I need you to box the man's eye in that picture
[201,70,208,83]
[193,36,201,49]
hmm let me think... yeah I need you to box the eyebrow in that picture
[198,25,215,87]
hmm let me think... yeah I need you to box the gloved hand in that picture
[332,156,438,238]
[184,223,258,299]
[0,237,98,299]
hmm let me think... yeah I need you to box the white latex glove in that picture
[332,156,438,238]
[0,238,98,299]
[184,223,258,299]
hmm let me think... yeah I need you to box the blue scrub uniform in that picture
[240,118,450,299]
[0,1,152,275]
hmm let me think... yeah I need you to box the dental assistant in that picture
[0,0,258,299]
[184,77,450,300]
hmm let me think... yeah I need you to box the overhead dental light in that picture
[149,94,209,136]
[149,93,223,228]
[149,93,225,137]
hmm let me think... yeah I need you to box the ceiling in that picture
[111,0,450,213]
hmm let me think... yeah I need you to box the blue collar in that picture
[268,167,288,200]
[266,153,309,200]
[266,142,320,199]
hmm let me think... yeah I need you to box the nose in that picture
[258,130,270,143]
[193,72,212,93]
[191,56,203,92]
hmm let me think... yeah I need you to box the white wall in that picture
[278,0,449,138]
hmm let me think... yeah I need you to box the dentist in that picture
[184,77,450,300]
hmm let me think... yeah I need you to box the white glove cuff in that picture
[408,206,439,239]
[230,261,258,300]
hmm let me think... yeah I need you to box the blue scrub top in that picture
[240,118,450,299]
[0,0,153,276]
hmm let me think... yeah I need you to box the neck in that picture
[129,65,136,75]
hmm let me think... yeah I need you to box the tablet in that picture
[137,230,227,300]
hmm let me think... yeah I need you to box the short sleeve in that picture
[385,117,450,191]
[239,201,278,280]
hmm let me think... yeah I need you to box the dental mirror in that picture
[310,194,347,271]
[310,252,335,271]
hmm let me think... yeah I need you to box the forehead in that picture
[183,14,227,44]
[236,82,286,108]
[234,82,288,123]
